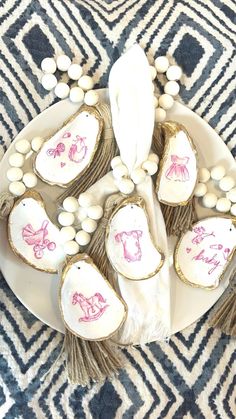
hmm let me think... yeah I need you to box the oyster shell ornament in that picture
[174,217,236,290]
[34,105,103,187]
[106,196,165,280]
[152,121,198,236]
[156,122,198,206]
[8,190,65,272]
[60,253,127,340]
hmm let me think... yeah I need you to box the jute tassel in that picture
[0,192,15,219]
[160,200,197,237]
[57,102,118,204]
[152,122,197,236]
[64,330,124,385]
[63,194,127,386]
[209,268,236,337]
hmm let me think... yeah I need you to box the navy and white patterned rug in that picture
[0,1,235,417]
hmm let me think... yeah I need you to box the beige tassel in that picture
[209,268,236,336]
[160,200,197,237]
[64,330,124,385]
[0,192,15,219]
[152,122,198,236]
[57,102,118,204]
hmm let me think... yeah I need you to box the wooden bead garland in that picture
[194,165,236,215]
[6,137,46,197]
[57,193,104,256]
[40,55,98,106]
[111,153,159,195]
[151,56,182,122]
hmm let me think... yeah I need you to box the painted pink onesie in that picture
[115,230,143,262]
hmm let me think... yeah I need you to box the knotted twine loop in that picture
[57,102,118,204]
[0,192,15,219]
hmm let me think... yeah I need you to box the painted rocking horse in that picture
[72,291,109,322]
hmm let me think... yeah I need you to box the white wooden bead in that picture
[56,55,71,71]
[87,205,103,220]
[78,193,93,208]
[59,226,76,242]
[142,160,158,175]
[69,87,84,103]
[58,211,75,227]
[131,168,146,184]
[9,153,25,168]
[84,90,99,106]
[153,96,159,108]
[63,196,79,212]
[113,164,129,180]
[194,183,207,197]
[111,156,122,169]
[219,176,235,192]
[54,82,70,99]
[155,107,166,122]
[117,178,135,195]
[22,172,38,188]
[7,167,23,182]
[226,188,236,203]
[41,57,56,74]
[202,192,217,209]
[164,80,180,96]
[31,137,44,152]
[9,181,26,197]
[158,94,174,110]
[78,75,94,91]
[216,197,231,213]
[148,153,159,164]
[64,240,80,255]
[149,65,157,80]
[210,165,226,181]
[67,64,83,80]
[154,56,169,73]
[41,74,57,91]
[75,230,91,246]
[15,139,31,154]
[230,203,236,216]
[166,65,182,81]
[75,207,87,223]
[82,218,97,233]
[199,168,210,183]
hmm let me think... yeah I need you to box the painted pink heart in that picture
[60,162,66,168]
[186,248,192,253]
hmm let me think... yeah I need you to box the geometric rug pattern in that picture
[0,1,235,417]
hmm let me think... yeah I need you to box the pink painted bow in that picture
[47,142,65,158]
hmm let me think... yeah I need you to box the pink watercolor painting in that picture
[46,142,65,158]
[165,155,190,182]
[192,226,215,245]
[72,292,109,322]
[68,135,87,163]
[45,131,87,165]
[22,220,56,259]
[115,230,143,262]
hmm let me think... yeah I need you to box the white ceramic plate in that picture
[0,89,235,336]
